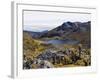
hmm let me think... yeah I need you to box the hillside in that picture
[24,21,91,48]
[23,21,91,69]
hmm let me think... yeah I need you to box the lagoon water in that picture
[46,39,78,45]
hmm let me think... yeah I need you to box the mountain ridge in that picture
[23,21,91,48]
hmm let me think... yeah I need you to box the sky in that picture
[23,11,91,32]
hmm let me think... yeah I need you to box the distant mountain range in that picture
[24,21,91,39]
[40,21,90,38]
[24,21,91,48]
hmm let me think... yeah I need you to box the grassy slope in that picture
[23,32,54,59]
[23,32,91,68]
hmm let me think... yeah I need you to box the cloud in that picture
[24,11,91,32]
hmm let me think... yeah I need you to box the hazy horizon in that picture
[23,11,91,32]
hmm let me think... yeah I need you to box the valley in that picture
[23,21,91,69]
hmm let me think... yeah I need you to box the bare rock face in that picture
[36,50,73,65]
[33,59,54,68]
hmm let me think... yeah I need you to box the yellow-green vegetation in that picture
[23,32,55,60]
[24,32,47,58]
[23,21,91,69]
[75,60,86,66]
[66,31,90,48]
[40,36,63,41]
[53,45,91,68]
[23,32,91,69]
